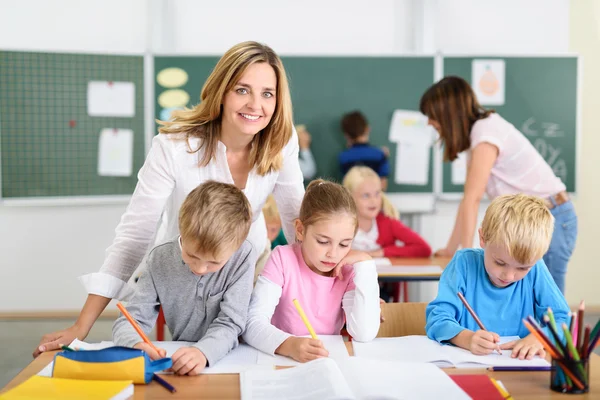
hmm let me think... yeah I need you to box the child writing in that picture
[113,181,256,375]
[426,194,570,360]
[342,166,431,258]
[243,179,380,363]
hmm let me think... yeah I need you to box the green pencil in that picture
[562,323,587,383]
[60,345,75,352]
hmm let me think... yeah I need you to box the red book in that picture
[450,375,505,400]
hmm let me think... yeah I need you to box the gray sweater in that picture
[112,238,256,366]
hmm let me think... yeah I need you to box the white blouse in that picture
[352,219,381,252]
[80,130,305,299]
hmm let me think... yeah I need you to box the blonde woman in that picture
[34,41,305,357]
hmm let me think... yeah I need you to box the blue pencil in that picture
[153,373,176,393]
[488,366,552,372]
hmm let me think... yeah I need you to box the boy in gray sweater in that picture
[113,181,256,376]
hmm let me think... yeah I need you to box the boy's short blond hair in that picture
[481,194,554,264]
[179,181,252,258]
[262,195,281,224]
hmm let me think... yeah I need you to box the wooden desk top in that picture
[387,256,452,269]
[4,344,599,399]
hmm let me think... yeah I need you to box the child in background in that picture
[244,179,380,363]
[113,181,256,375]
[263,195,287,249]
[339,111,389,189]
[426,194,570,360]
[343,166,431,258]
[296,125,317,180]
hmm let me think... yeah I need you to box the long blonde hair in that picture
[158,41,293,175]
[342,166,399,220]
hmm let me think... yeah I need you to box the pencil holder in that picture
[550,357,589,394]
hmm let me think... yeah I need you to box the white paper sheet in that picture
[472,59,505,106]
[451,151,468,185]
[388,110,431,142]
[97,128,134,177]
[87,81,135,117]
[372,257,392,266]
[352,335,549,369]
[376,265,443,276]
[394,135,432,185]
[241,358,353,400]
[339,358,470,400]
[257,335,349,366]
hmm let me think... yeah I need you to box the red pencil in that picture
[582,325,591,358]
[116,302,161,354]
[577,301,585,352]
[457,292,501,355]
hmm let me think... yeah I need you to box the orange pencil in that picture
[457,292,501,355]
[116,302,161,354]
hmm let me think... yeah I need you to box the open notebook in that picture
[352,335,550,368]
[240,357,470,400]
[0,376,133,400]
[256,335,349,366]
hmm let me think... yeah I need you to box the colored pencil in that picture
[577,301,585,352]
[490,377,513,400]
[457,292,501,355]
[562,323,587,383]
[488,366,552,371]
[582,325,591,358]
[116,302,161,354]
[523,320,585,390]
[60,345,75,352]
[153,373,176,393]
[292,298,318,339]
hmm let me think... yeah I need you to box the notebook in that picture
[240,357,470,400]
[256,335,350,366]
[0,376,133,400]
[352,335,550,368]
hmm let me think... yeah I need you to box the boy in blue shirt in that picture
[339,111,389,189]
[426,194,569,360]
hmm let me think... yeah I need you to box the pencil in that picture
[490,377,513,400]
[488,366,551,371]
[116,302,161,354]
[577,300,585,352]
[457,292,501,355]
[60,345,75,352]
[292,298,318,339]
[153,373,176,393]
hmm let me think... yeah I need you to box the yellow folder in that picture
[0,376,133,400]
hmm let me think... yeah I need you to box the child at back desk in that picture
[426,194,569,360]
[339,111,389,190]
[243,179,380,363]
[113,181,256,375]
[343,166,431,258]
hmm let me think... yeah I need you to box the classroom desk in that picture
[378,256,451,282]
[4,345,599,399]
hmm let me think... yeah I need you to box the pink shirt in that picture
[261,243,355,336]
[469,113,566,199]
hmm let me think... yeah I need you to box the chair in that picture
[377,302,427,337]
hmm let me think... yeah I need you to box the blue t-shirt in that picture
[426,249,569,342]
[339,143,389,177]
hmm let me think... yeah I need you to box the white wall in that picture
[0,0,581,311]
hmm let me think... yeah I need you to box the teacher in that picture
[34,41,305,356]
[419,76,577,293]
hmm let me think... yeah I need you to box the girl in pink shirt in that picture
[243,179,380,363]
[419,76,577,293]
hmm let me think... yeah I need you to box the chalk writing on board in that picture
[522,118,568,183]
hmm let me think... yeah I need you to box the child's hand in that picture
[133,342,167,360]
[380,145,390,157]
[171,347,207,375]
[332,250,372,279]
[468,330,501,355]
[277,337,329,363]
[367,249,384,258]
[500,334,546,360]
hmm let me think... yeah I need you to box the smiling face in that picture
[351,177,382,220]
[295,213,356,276]
[180,238,235,276]
[479,229,535,288]
[220,62,277,139]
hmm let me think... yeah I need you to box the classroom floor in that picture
[1,314,599,389]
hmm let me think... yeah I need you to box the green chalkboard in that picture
[154,56,435,193]
[0,51,145,199]
[442,57,578,194]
